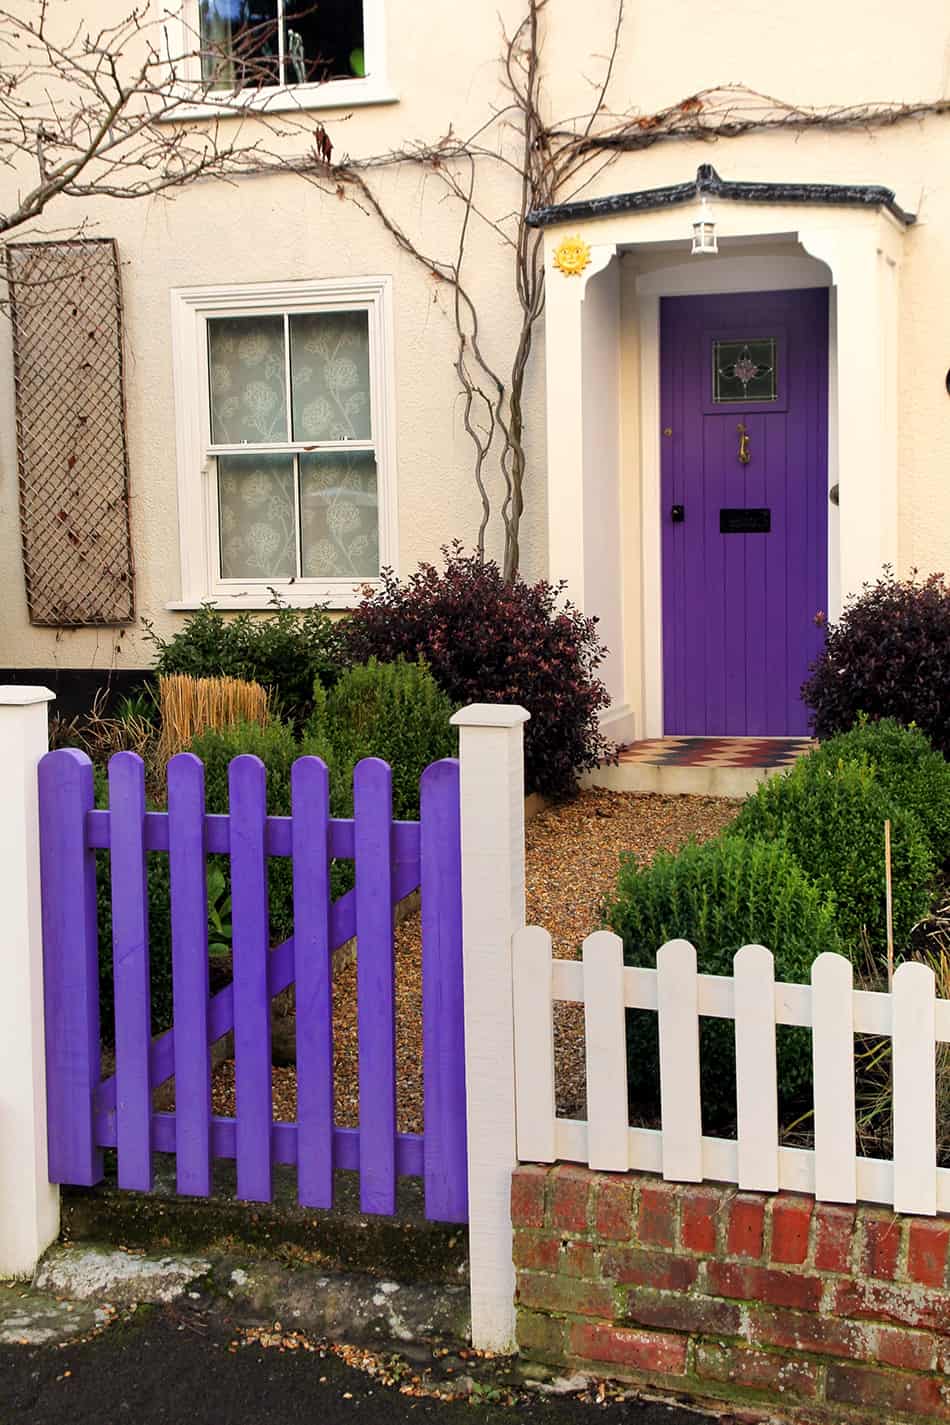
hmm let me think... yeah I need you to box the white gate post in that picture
[451,703,530,1352]
[0,687,59,1276]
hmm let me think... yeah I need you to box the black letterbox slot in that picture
[720,508,771,534]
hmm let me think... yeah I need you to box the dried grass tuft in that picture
[158,673,270,762]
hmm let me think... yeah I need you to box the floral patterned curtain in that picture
[208,312,379,581]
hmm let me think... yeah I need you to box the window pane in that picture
[282,0,365,84]
[713,338,778,404]
[199,0,280,88]
[218,453,296,578]
[299,451,378,577]
[208,316,287,444]
[290,310,371,441]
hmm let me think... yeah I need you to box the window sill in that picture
[166,585,377,613]
[159,76,398,122]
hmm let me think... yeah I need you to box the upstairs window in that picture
[199,0,366,89]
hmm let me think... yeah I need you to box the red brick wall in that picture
[512,1165,950,1422]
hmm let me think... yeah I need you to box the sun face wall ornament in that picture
[553,236,592,277]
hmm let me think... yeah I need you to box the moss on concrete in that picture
[62,1158,468,1287]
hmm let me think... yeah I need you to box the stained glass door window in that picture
[712,338,778,404]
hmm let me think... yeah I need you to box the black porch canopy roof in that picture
[526,164,915,229]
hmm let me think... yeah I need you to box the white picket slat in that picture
[811,951,857,1204]
[512,926,557,1162]
[514,930,950,1218]
[656,940,702,1181]
[734,944,779,1191]
[893,959,937,1215]
[582,932,629,1172]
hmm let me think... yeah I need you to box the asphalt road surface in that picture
[0,1307,712,1425]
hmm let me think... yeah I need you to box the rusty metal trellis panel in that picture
[7,239,135,626]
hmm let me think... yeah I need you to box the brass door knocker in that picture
[737,422,751,465]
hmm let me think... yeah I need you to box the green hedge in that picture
[729,755,935,956]
[305,656,458,819]
[143,600,345,723]
[809,718,950,866]
[605,835,841,1121]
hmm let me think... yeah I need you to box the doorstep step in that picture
[585,736,812,799]
[583,760,778,799]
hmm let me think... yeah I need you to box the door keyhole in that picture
[737,422,751,465]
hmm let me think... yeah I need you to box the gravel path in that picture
[211,789,738,1131]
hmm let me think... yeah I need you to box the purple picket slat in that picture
[354,758,397,1214]
[108,752,153,1191]
[167,754,212,1197]
[420,759,468,1222]
[39,748,103,1186]
[291,756,334,1208]
[229,755,273,1202]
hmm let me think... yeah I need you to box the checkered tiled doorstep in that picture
[617,737,814,769]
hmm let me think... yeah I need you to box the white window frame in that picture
[167,0,395,118]
[169,276,398,610]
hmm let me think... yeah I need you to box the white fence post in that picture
[0,686,59,1276]
[451,703,530,1353]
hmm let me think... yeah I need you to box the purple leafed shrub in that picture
[803,569,950,755]
[344,546,612,797]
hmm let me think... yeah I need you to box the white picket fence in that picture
[513,930,949,1216]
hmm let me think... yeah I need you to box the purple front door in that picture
[660,289,829,736]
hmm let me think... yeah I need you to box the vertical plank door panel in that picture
[734,944,779,1191]
[292,756,334,1209]
[38,748,103,1185]
[420,759,468,1222]
[583,932,629,1172]
[513,926,557,1163]
[893,960,937,1215]
[354,758,397,1214]
[168,754,212,1197]
[811,952,856,1204]
[229,755,273,1202]
[108,752,153,1191]
[657,939,703,1181]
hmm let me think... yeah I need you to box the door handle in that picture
[671,504,685,524]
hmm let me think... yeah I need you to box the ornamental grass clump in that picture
[343,544,612,798]
[605,835,841,1123]
[803,568,950,757]
[158,673,270,762]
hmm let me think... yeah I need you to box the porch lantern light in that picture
[691,198,718,255]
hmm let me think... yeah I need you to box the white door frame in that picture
[635,254,835,738]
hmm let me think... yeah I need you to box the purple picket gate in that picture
[38,748,468,1223]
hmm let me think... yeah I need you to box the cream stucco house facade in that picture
[0,0,947,742]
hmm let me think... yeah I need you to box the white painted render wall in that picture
[0,0,947,681]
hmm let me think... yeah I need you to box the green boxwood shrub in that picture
[730,756,935,956]
[305,657,458,819]
[808,718,950,866]
[605,835,841,1123]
